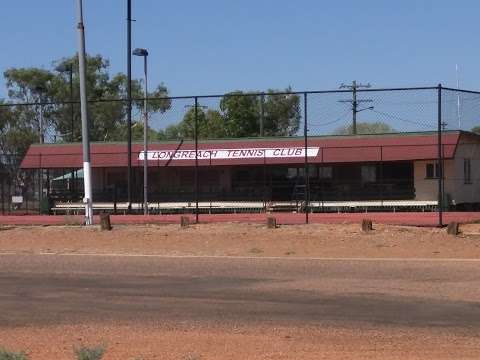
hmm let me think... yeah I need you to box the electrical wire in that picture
[368,108,435,129]
[308,109,352,127]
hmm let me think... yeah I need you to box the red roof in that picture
[20,131,465,169]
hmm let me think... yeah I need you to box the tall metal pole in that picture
[194,97,199,224]
[260,94,265,137]
[456,64,461,129]
[437,84,443,227]
[352,80,357,135]
[76,0,93,225]
[127,0,133,212]
[143,55,148,215]
[69,66,75,195]
[39,102,44,144]
[304,92,309,224]
[69,66,74,142]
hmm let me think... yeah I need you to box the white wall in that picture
[445,139,480,205]
[413,137,480,204]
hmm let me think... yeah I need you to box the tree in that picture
[220,92,260,137]
[157,108,225,140]
[51,55,171,142]
[158,88,301,140]
[471,126,480,134]
[334,122,396,135]
[2,54,171,146]
[0,100,37,186]
[262,91,301,136]
[3,68,56,144]
[219,89,301,137]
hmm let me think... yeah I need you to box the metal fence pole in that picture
[38,154,42,214]
[194,97,199,223]
[126,0,133,214]
[1,176,4,215]
[304,92,310,224]
[437,84,443,227]
[7,176,11,215]
[380,146,384,207]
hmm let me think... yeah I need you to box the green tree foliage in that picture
[159,89,301,140]
[157,107,226,140]
[0,101,37,180]
[1,54,171,148]
[471,126,480,134]
[334,121,396,135]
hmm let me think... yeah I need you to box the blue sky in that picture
[0,0,479,99]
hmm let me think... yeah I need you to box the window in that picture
[319,166,333,179]
[287,168,298,179]
[425,163,441,179]
[361,165,376,183]
[298,165,318,178]
[464,159,472,184]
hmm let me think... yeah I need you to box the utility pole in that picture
[76,0,93,225]
[339,81,373,135]
[127,0,133,213]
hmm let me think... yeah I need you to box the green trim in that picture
[28,129,466,147]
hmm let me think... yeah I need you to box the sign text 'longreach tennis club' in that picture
[138,147,320,161]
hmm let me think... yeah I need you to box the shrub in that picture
[74,345,105,360]
[0,348,28,360]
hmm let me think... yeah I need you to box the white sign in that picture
[139,147,320,161]
[11,196,23,204]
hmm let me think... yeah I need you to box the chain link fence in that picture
[1,85,479,225]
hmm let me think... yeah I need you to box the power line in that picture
[368,108,434,129]
[338,81,374,135]
[308,109,352,127]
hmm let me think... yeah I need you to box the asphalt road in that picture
[0,254,479,331]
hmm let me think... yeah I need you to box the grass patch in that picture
[0,348,28,360]
[184,354,201,360]
[249,247,264,254]
[74,345,105,360]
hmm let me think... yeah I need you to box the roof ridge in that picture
[29,130,464,147]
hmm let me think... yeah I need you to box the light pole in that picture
[133,48,149,215]
[35,85,46,144]
[127,0,133,213]
[56,63,74,142]
[56,63,76,195]
[76,0,93,225]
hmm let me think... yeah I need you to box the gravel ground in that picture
[1,323,479,360]
[0,222,479,258]
[1,223,479,359]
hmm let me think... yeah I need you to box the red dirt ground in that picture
[0,211,479,226]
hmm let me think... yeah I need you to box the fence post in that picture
[38,154,42,215]
[1,176,4,215]
[7,176,11,215]
[263,152,267,212]
[304,92,310,224]
[437,84,443,227]
[113,183,117,215]
[194,96,199,224]
[380,146,384,208]
[320,148,324,211]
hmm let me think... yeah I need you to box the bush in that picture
[0,348,28,360]
[74,346,105,360]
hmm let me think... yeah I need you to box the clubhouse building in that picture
[20,130,480,213]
